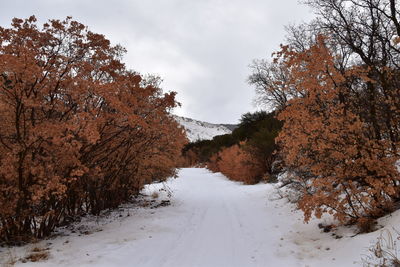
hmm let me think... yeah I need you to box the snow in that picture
[173,116,232,142]
[1,168,399,266]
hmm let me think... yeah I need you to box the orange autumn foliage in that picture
[0,16,186,243]
[208,143,265,184]
[276,36,400,225]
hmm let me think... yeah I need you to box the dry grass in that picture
[21,247,50,263]
[31,246,44,253]
[151,191,159,199]
[362,229,400,266]
[2,249,18,267]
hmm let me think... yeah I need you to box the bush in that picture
[0,16,186,243]
[209,143,266,184]
[276,37,399,226]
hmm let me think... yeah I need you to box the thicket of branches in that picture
[249,0,400,228]
[0,16,186,243]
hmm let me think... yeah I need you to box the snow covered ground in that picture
[1,168,399,266]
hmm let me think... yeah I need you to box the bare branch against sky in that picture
[0,0,314,123]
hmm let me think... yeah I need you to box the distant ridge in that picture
[220,124,238,131]
[173,115,237,142]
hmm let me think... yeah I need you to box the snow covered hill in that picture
[173,115,236,142]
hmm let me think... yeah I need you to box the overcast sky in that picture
[0,0,314,124]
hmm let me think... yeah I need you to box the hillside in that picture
[173,115,236,142]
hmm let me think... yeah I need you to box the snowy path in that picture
[2,168,390,267]
[134,168,298,267]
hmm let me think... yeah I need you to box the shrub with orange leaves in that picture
[209,142,266,184]
[207,153,220,173]
[0,16,186,243]
[275,36,400,225]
